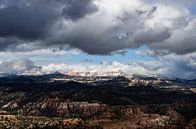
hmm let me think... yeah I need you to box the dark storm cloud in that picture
[48,29,128,55]
[62,0,97,21]
[134,29,171,44]
[0,37,24,51]
[0,1,58,40]
[0,0,195,56]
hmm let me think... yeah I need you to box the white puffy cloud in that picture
[0,59,41,75]
[0,57,195,79]
[136,49,196,79]
[42,60,167,78]
[42,52,196,79]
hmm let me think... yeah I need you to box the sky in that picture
[0,0,196,79]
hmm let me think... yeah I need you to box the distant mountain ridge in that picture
[0,72,195,87]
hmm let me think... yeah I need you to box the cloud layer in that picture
[0,59,41,75]
[0,57,195,79]
[0,0,195,55]
[0,0,195,79]
[42,57,196,79]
